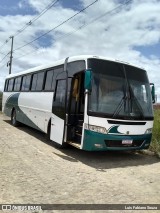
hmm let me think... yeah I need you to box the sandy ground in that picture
[0,113,160,213]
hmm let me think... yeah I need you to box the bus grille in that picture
[104,140,144,148]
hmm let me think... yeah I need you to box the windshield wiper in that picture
[112,64,145,120]
[112,95,127,118]
[112,63,131,119]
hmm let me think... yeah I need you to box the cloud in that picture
[18,0,29,9]
[28,0,55,12]
[0,0,160,102]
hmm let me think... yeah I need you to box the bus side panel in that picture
[18,92,53,133]
[3,91,53,133]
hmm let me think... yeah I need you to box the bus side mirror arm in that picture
[150,83,156,104]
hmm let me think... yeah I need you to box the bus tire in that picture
[11,109,19,127]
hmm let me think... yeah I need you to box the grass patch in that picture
[150,109,160,154]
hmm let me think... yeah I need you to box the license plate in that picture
[122,140,133,145]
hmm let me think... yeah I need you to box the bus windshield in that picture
[88,59,153,120]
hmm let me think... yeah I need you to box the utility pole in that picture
[9,36,14,74]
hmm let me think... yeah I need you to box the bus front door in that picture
[67,73,84,144]
[50,79,66,145]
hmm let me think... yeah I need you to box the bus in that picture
[2,55,155,151]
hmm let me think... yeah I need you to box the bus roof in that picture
[6,55,145,79]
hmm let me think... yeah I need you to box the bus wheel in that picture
[11,109,19,127]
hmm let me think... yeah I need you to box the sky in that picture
[0,0,160,101]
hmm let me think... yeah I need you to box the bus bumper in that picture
[82,129,152,151]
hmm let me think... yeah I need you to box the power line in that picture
[14,0,59,37]
[14,0,131,61]
[52,0,132,43]
[0,37,12,51]
[52,0,132,41]
[74,0,132,32]
[0,62,8,70]
[0,0,59,52]
[14,48,38,60]
[29,0,59,23]
[0,52,10,64]
[0,51,6,55]
[13,0,98,52]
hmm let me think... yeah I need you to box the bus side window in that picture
[31,72,44,91]
[17,77,22,91]
[44,69,54,91]
[4,80,8,91]
[13,76,22,91]
[54,79,66,104]
[44,66,64,91]
[8,79,14,92]
[21,75,31,91]
[31,74,38,91]
[36,72,44,91]
[21,76,26,91]
[52,79,66,119]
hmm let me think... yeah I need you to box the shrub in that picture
[150,109,160,154]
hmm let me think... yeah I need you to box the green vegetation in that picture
[0,91,2,111]
[150,109,160,154]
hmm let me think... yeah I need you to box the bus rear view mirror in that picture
[85,69,92,91]
[150,83,156,104]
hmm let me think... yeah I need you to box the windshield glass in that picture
[88,59,153,120]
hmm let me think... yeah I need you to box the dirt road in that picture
[0,113,160,212]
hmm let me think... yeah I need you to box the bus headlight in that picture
[84,124,107,134]
[145,128,152,134]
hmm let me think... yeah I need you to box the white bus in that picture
[2,55,155,151]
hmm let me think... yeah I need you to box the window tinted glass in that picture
[22,75,31,91]
[21,76,26,91]
[55,79,66,103]
[125,64,148,82]
[68,61,86,77]
[14,77,22,91]
[44,66,63,91]
[4,80,8,91]
[45,70,54,91]
[31,73,37,91]
[88,59,153,120]
[8,79,14,91]
[52,79,66,119]
[55,67,65,80]
[36,72,44,91]
[25,75,31,91]
[31,71,44,91]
